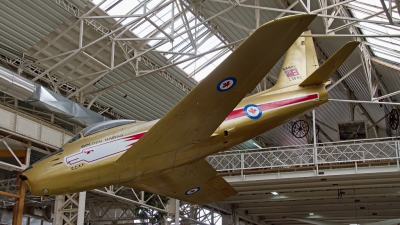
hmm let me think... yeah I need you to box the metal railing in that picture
[207,137,400,172]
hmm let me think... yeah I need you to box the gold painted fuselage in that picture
[22,84,328,196]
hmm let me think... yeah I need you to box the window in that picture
[68,133,82,143]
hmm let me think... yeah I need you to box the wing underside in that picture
[120,159,237,205]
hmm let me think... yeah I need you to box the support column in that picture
[222,214,232,225]
[53,192,86,225]
[232,204,239,225]
[77,192,86,225]
[313,110,318,175]
[396,140,399,171]
[12,173,26,225]
[12,142,31,225]
[347,90,355,121]
[211,208,214,225]
[53,195,65,225]
[175,199,180,225]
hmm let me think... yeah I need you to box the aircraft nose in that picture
[20,165,47,196]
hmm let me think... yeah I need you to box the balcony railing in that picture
[207,138,400,172]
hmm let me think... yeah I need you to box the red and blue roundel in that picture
[244,104,262,120]
[185,187,200,195]
[217,77,236,92]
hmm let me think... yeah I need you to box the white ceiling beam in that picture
[85,37,245,96]
[312,0,356,14]
[330,99,400,105]
[82,14,143,19]
[202,7,252,32]
[276,0,299,19]
[176,0,196,51]
[380,0,395,24]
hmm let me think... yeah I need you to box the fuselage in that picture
[22,84,328,196]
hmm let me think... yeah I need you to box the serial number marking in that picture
[71,163,85,170]
[288,75,302,81]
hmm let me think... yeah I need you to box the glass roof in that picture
[92,0,400,82]
[349,0,400,64]
[92,0,232,81]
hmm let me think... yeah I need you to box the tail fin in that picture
[299,41,360,86]
[270,30,319,91]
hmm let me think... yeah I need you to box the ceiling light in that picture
[271,191,279,195]
[253,142,262,149]
[309,213,314,216]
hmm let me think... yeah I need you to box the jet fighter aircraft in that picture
[21,14,359,205]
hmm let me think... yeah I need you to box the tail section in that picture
[265,31,319,92]
[299,41,360,86]
[262,32,359,92]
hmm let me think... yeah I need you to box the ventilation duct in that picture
[0,66,110,127]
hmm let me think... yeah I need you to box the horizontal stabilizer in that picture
[299,41,359,86]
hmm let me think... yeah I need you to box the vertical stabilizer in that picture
[269,31,318,91]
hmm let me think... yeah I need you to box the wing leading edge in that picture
[120,159,237,205]
[118,14,317,163]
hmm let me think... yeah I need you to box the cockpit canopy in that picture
[68,119,136,143]
[81,119,136,137]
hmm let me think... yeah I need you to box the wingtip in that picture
[277,14,317,22]
[346,40,361,46]
[341,41,361,52]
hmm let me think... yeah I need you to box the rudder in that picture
[269,30,319,91]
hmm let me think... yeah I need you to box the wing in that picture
[120,159,237,205]
[118,14,317,162]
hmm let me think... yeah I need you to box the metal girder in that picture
[85,37,245,96]
[53,192,86,225]
[380,0,395,25]
[44,0,195,97]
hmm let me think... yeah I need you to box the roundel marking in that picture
[185,187,200,195]
[217,77,236,92]
[244,104,262,120]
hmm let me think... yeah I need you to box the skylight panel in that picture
[360,23,389,33]
[91,0,232,81]
[370,44,400,58]
[133,20,154,37]
[197,36,221,53]
[193,50,231,81]
[366,37,400,53]
[145,0,162,11]
[93,0,115,10]
[350,9,370,19]
[350,1,380,12]
[374,50,400,63]
[348,0,400,64]
[106,0,136,15]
